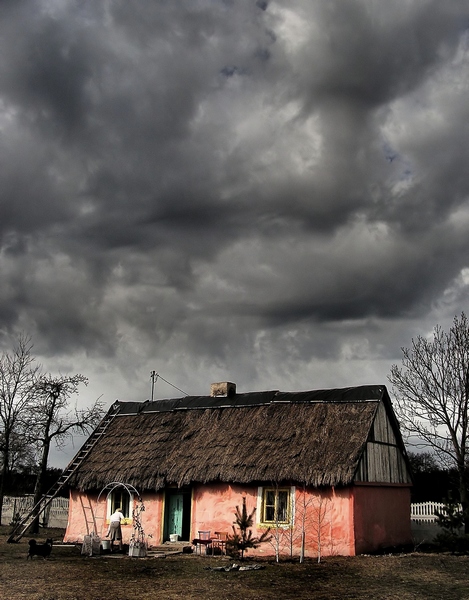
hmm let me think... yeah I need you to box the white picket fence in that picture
[410,501,466,543]
[2,495,69,528]
[411,501,461,523]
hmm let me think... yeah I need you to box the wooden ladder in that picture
[79,495,98,536]
[7,401,121,543]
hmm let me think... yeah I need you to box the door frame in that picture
[163,487,192,542]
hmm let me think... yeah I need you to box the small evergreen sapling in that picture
[434,494,469,553]
[435,494,464,534]
[226,497,271,559]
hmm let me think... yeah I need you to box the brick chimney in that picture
[210,382,236,398]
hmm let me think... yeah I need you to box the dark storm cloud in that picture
[293,1,464,107]
[0,0,468,407]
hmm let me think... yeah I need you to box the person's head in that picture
[115,507,122,512]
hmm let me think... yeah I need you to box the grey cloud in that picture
[285,1,466,109]
[0,0,468,419]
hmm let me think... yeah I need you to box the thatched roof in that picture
[70,385,398,492]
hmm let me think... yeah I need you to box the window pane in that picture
[262,488,290,523]
[277,491,288,522]
[111,490,130,518]
[265,504,275,522]
[264,489,275,522]
[122,493,130,518]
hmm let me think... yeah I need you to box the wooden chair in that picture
[212,531,228,555]
[193,530,212,555]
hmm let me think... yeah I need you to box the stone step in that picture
[149,542,193,553]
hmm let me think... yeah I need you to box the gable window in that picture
[261,488,292,525]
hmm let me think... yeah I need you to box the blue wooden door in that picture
[168,493,183,537]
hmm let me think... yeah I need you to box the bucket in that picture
[169,534,179,542]
[101,540,111,551]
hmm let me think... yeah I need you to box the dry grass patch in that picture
[0,527,468,599]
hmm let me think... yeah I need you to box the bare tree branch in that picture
[389,312,469,531]
[0,334,40,524]
[27,373,105,533]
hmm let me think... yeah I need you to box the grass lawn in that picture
[1,527,469,599]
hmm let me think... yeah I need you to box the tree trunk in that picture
[0,455,8,526]
[0,441,11,526]
[300,530,305,564]
[30,440,50,534]
[458,467,469,534]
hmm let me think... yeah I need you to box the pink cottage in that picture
[64,383,413,558]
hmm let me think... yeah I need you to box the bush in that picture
[434,532,469,554]
[435,496,464,534]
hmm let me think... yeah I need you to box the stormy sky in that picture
[1,1,469,464]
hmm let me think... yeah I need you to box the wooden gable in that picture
[354,400,412,484]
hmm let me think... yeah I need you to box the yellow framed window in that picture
[262,488,291,525]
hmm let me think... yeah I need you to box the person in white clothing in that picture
[107,507,125,552]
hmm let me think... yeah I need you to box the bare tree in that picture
[0,335,39,524]
[295,485,318,563]
[28,374,104,532]
[287,486,335,563]
[309,493,334,563]
[0,430,36,473]
[389,312,469,532]
[266,484,291,562]
[271,485,313,562]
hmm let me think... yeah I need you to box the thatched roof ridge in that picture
[69,385,392,492]
[116,385,387,415]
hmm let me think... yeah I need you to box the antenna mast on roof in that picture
[150,370,158,401]
[150,371,189,400]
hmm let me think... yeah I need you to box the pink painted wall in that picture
[296,487,355,558]
[64,490,106,543]
[140,491,164,543]
[64,483,411,557]
[189,484,355,558]
[191,483,246,537]
[64,489,165,545]
[352,484,412,554]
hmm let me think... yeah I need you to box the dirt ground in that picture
[1,528,469,600]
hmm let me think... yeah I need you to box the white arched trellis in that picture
[95,482,148,557]
[97,481,142,505]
